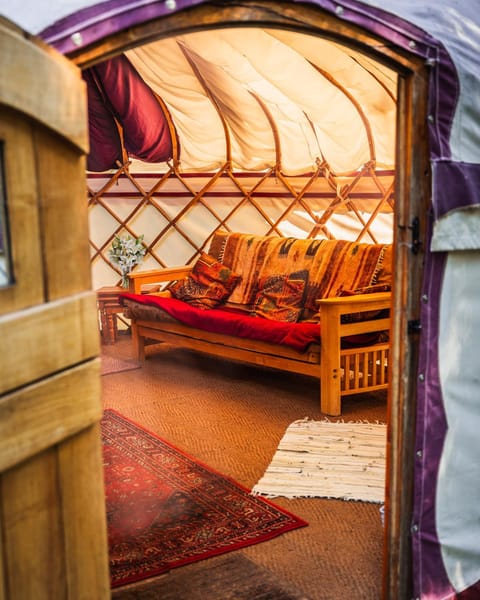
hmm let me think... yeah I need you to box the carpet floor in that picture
[102,409,306,588]
[112,554,311,599]
[101,354,141,376]
[102,337,387,599]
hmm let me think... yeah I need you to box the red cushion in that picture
[120,293,320,351]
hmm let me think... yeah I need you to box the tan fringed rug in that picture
[252,419,386,503]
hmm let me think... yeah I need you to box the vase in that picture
[120,270,130,289]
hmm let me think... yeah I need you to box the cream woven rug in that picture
[252,419,386,503]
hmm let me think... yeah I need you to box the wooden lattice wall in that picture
[88,161,394,290]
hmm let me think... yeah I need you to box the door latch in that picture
[408,319,422,334]
[408,217,422,255]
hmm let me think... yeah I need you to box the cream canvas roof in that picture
[2,0,479,180]
[123,29,397,174]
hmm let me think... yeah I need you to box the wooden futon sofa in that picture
[120,231,392,416]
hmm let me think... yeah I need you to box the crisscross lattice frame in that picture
[88,161,394,289]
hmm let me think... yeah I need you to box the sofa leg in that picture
[320,376,342,416]
[131,325,145,362]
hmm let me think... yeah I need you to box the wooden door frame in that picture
[66,3,431,598]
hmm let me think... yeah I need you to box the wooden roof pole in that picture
[177,40,232,168]
[309,61,377,165]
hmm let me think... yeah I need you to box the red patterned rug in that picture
[102,409,308,588]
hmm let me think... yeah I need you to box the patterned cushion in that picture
[339,284,391,323]
[170,253,240,309]
[304,284,390,324]
[253,274,306,322]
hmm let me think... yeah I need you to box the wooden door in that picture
[0,20,110,600]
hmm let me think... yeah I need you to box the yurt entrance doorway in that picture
[64,3,430,598]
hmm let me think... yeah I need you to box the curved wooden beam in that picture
[177,40,232,166]
[248,90,282,169]
[308,60,377,165]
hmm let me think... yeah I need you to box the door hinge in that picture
[408,319,422,334]
[408,216,422,255]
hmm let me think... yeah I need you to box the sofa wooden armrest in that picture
[318,292,391,415]
[127,266,192,294]
[317,291,391,314]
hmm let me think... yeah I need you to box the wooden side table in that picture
[97,286,125,344]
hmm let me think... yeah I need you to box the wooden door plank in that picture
[0,360,102,472]
[58,424,110,600]
[1,449,66,600]
[34,126,92,301]
[0,20,88,151]
[0,291,99,395]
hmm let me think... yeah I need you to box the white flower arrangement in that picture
[109,234,146,288]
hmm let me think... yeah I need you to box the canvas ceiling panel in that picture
[177,40,275,171]
[179,30,322,173]
[344,50,397,98]
[126,41,227,171]
[129,29,377,174]
[216,29,372,173]
[270,31,397,168]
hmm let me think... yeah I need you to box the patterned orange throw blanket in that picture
[208,231,391,320]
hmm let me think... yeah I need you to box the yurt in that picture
[0,1,479,599]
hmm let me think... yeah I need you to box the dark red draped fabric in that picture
[83,69,124,172]
[83,54,176,171]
